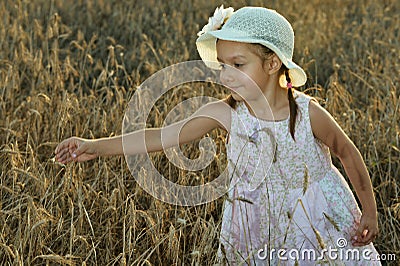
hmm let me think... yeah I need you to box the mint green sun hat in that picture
[196,6,307,87]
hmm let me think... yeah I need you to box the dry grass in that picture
[0,0,399,265]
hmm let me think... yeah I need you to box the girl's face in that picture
[216,40,271,102]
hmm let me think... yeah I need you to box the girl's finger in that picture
[363,229,378,243]
[352,231,377,246]
[55,143,65,154]
[352,223,367,245]
[58,145,70,154]
[355,226,365,240]
[55,147,69,161]
[71,142,87,160]
[57,152,69,163]
[56,139,74,155]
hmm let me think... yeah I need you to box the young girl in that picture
[55,6,381,265]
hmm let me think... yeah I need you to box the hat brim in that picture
[196,28,307,87]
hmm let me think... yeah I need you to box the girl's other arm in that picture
[309,100,378,247]
[55,100,231,163]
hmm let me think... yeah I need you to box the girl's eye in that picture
[218,63,243,69]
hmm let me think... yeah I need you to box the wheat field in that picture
[0,0,399,265]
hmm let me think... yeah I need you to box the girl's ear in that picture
[264,54,282,74]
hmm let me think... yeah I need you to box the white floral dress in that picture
[218,92,381,265]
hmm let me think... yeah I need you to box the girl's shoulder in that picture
[293,90,328,122]
[293,90,318,119]
[293,90,327,120]
[198,98,232,130]
[293,90,315,106]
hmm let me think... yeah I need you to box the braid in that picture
[285,69,298,140]
[226,94,237,108]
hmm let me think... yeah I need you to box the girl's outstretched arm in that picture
[55,100,231,164]
[309,100,379,247]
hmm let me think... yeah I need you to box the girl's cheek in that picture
[235,71,250,83]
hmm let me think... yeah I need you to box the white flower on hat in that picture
[197,5,234,36]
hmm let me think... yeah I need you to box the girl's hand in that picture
[55,137,99,163]
[351,213,379,246]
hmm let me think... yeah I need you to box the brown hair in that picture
[283,66,298,140]
[226,43,298,140]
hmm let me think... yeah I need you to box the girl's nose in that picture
[219,65,235,85]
